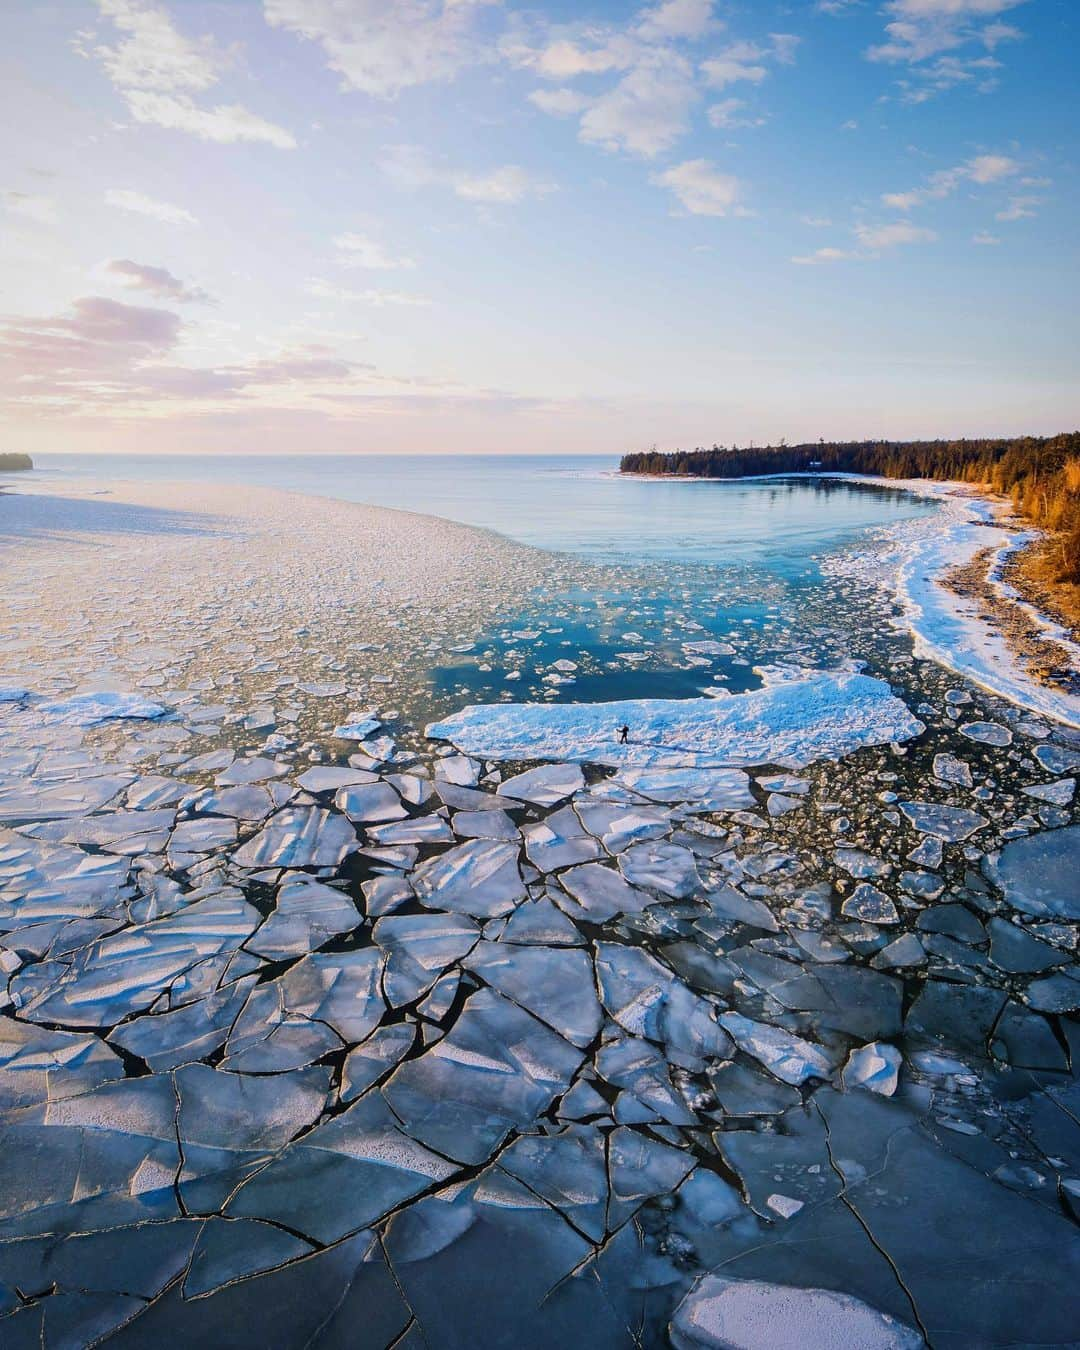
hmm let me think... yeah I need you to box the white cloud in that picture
[865,0,1026,100]
[701,35,797,89]
[264,0,497,98]
[653,159,742,216]
[996,194,1040,220]
[89,1,295,148]
[791,246,856,264]
[854,220,938,248]
[105,188,198,225]
[528,88,594,117]
[305,278,430,306]
[800,214,833,227]
[379,146,555,206]
[93,0,220,92]
[454,166,555,205]
[972,230,1001,244]
[635,0,718,41]
[517,7,794,161]
[3,191,58,225]
[122,91,297,147]
[701,42,768,89]
[334,233,416,270]
[707,97,765,129]
[579,52,698,158]
[882,152,1020,208]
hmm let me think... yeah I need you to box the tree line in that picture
[621,433,1080,585]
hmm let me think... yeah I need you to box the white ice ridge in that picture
[426,670,923,769]
[826,476,1080,728]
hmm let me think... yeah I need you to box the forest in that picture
[622,433,1080,587]
[0,453,33,471]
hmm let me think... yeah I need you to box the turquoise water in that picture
[15,453,937,708]
[27,453,934,576]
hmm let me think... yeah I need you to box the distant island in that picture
[622,434,1080,600]
[0,453,33,471]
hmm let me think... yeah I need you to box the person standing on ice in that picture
[617,724,630,744]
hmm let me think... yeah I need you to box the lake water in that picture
[27,453,935,575]
[14,453,938,708]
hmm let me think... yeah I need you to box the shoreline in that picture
[623,468,1080,729]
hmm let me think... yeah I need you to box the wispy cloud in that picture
[707,97,767,129]
[865,0,1026,101]
[854,219,938,249]
[106,258,211,302]
[333,233,417,271]
[510,4,793,160]
[263,0,497,99]
[305,278,431,307]
[653,159,743,216]
[86,0,295,147]
[104,187,198,225]
[379,145,556,206]
[882,152,1021,208]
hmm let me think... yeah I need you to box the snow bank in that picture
[426,670,923,769]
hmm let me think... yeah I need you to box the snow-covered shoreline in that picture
[824,476,1080,728]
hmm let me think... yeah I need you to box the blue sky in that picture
[1,0,1076,455]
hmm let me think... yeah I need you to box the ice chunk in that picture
[498,763,584,806]
[341,1024,415,1101]
[933,753,973,788]
[374,911,480,1006]
[670,1274,923,1349]
[841,883,899,925]
[574,800,672,854]
[522,806,602,872]
[596,942,730,1065]
[295,767,377,793]
[613,767,754,809]
[412,839,525,919]
[463,941,602,1047]
[557,862,654,922]
[985,826,1080,921]
[0,775,131,822]
[108,979,256,1071]
[899,801,988,841]
[719,1012,835,1085]
[334,781,406,823]
[0,1020,125,1110]
[960,721,1012,747]
[37,692,167,726]
[216,757,288,787]
[618,842,701,898]
[426,673,923,770]
[842,1042,901,1096]
[225,1091,457,1244]
[247,873,361,960]
[381,988,583,1164]
[11,893,261,1027]
[233,807,357,868]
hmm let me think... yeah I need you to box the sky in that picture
[1,0,1077,456]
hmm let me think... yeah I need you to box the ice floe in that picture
[427,670,923,770]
